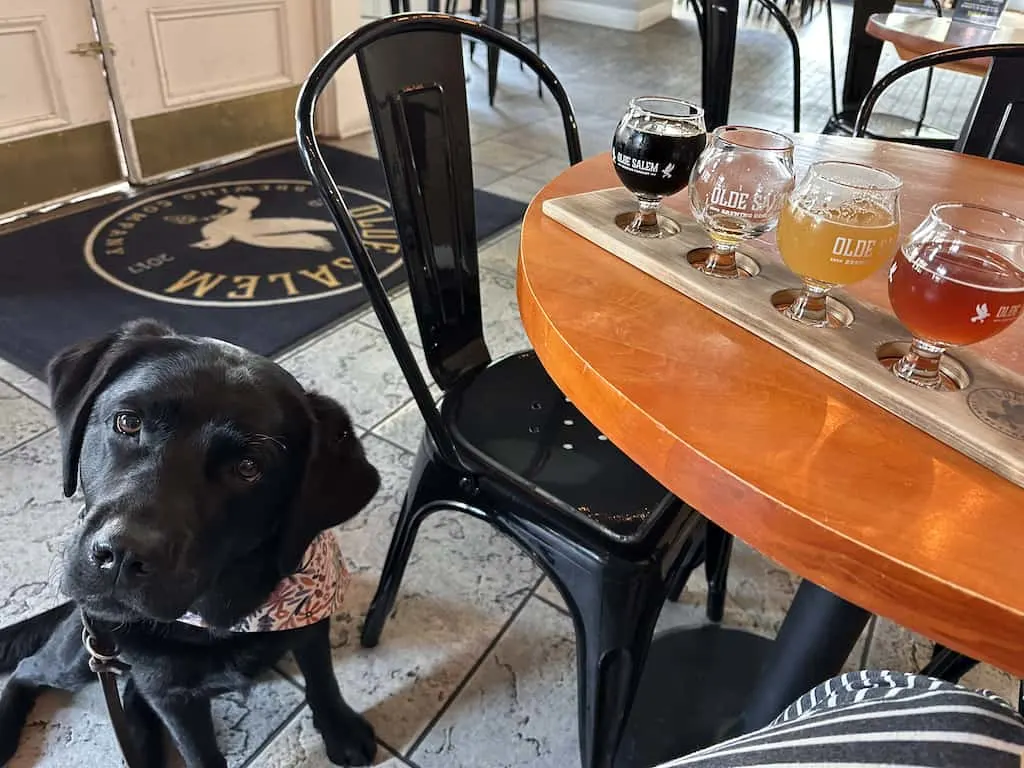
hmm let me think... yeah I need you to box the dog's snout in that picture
[89,528,163,581]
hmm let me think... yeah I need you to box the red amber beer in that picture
[886,202,1024,389]
[889,243,1024,346]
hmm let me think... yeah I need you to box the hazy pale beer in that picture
[776,200,900,286]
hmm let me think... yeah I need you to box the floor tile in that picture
[483,174,545,204]
[279,321,429,432]
[250,707,408,768]
[473,163,510,188]
[371,393,434,454]
[480,268,531,359]
[414,597,579,768]
[282,435,540,754]
[478,225,521,278]
[867,617,1020,704]
[0,358,48,407]
[472,139,549,174]
[360,264,529,361]
[0,431,74,627]
[4,670,303,768]
[518,155,573,184]
[0,381,53,455]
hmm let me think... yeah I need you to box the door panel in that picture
[95,0,318,181]
[0,1,121,215]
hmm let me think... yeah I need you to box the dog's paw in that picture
[0,711,25,766]
[316,711,377,766]
[0,690,32,766]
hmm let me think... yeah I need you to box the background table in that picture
[518,135,1024,680]
[866,11,1024,156]
[868,10,1024,74]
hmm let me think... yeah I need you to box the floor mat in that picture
[0,144,527,379]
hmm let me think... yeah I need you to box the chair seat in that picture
[824,111,957,144]
[443,350,670,541]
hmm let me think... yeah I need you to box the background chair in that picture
[823,0,955,148]
[854,42,1024,161]
[297,14,708,768]
[446,0,544,97]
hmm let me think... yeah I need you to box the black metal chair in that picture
[854,42,1024,161]
[296,14,707,768]
[823,0,955,148]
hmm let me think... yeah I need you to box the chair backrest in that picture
[853,43,1024,160]
[990,101,1024,164]
[297,13,581,467]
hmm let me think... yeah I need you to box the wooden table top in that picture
[517,134,1024,676]
[867,11,1024,75]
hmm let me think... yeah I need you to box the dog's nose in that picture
[90,536,155,580]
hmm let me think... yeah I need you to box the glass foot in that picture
[686,248,761,279]
[615,211,680,238]
[875,341,970,392]
[771,288,854,329]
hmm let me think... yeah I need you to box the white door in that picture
[93,0,320,182]
[0,0,121,216]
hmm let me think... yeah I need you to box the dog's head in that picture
[49,319,379,627]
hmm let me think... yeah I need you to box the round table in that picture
[867,10,1024,75]
[518,135,1024,685]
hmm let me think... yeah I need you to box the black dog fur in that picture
[0,319,381,767]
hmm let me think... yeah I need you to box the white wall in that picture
[316,0,372,138]
[539,0,672,30]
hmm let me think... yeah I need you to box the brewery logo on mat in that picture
[966,387,1024,441]
[84,179,402,307]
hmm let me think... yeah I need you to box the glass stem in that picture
[893,338,945,390]
[628,195,661,232]
[786,283,831,326]
[702,241,739,279]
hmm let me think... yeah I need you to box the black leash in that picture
[80,610,145,767]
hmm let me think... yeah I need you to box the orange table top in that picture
[517,134,1024,676]
[867,11,1024,75]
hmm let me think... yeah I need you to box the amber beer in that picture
[776,200,900,285]
[888,243,1024,346]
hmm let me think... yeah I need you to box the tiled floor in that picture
[0,8,1012,768]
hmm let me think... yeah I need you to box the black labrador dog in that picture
[0,319,380,767]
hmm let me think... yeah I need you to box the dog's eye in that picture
[114,412,142,436]
[236,457,262,482]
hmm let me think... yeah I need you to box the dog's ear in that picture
[278,392,380,575]
[48,319,174,497]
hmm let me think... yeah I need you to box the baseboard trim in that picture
[539,0,672,30]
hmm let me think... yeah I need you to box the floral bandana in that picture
[177,531,349,633]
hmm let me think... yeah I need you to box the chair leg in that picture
[533,0,542,98]
[665,520,707,602]
[516,0,524,70]
[361,449,451,648]
[704,523,733,623]
[561,567,665,768]
[922,644,980,683]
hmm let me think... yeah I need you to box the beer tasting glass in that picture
[612,97,707,238]
[776,161,902,328]
[887,203,1024,390]
[688,126,795,279]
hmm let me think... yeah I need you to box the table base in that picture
[615,625,775,768]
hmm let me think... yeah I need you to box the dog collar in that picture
[177,531,349,632]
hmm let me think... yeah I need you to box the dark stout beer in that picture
[612,121,707,197]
